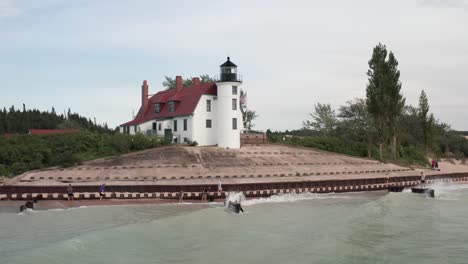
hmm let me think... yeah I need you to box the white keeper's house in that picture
[119,57,244,149]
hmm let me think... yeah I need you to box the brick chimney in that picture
[175,76,183,93]
[192,77,200,86]
[141,80,149,112]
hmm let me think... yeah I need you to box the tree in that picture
[303,103,337,136]
[338,99,374,157]
[57,119,82,130]
[200,74,216,83]
[366,43,388,160]
[386,51,405,160]
[243,110,258,131]
[239,89,258,131]
[0,105,112,134]
[162,74,216,90]
[162,76,176,90]
[366,43,405,161]
[418,90,433,155]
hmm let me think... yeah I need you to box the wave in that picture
[398,182,468,200]
[242,192,354,206]
[428,182,468,200]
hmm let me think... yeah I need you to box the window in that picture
[232,86,238,95]
[173,120,177,132]
[206,99,211,112]
[232,98,237,110]
[154,103,160,113]
[206,119,212,128]
[183,137,188,143]
[158,123,161,131]
[152,122,157,130]
[169,101,175,112]
[232,118,237,130]
[183,119,187,131]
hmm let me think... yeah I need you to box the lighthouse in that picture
[216,57,243,148]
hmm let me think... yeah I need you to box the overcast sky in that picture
[1,0,467,131]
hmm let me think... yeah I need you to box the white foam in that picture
[425,182,468,200]
[242,192,351,206]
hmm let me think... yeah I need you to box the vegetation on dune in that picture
[0,132,169,177]
[268,43,468,166]
[0,105,171,177]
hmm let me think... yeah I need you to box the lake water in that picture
[1,184,468,264]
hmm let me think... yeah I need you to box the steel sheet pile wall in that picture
[1,173,467,200]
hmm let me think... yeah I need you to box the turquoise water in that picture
[1,184,468,264]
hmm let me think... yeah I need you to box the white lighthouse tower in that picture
[216,57,243,149]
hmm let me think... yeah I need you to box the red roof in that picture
[29,129,80,135]
[121,82,217,126]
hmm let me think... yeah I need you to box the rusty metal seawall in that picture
[1,173,467,201]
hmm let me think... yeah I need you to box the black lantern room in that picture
[219,57,241,82]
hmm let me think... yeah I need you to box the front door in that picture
[164,129,172,142]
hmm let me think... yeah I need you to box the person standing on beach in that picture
[218,181,222,192]
[179,190,184,203]
[99,184,106,200]
[201,188,208,202]
[67,184,74,201]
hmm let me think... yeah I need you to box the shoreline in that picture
[0,190,393,214]
[0,198,227,214]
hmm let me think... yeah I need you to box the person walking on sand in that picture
[99,184,106,200]
[179,190,184,203]
[67,184,74,201]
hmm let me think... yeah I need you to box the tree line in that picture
[270,43,468,165]
[0,105,113,134]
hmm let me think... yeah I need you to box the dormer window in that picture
[169,101,175,112]
[154,103,160,113]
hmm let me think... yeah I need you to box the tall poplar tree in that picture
[366,43,405,161]
[386,52,405,160]
[366,43,388,160]
[418,90,434,155]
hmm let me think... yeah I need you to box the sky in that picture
[1,0,467,131]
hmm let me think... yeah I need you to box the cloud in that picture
[1,0,468,130]
[421,0,468,8]
[0,0,21,18]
